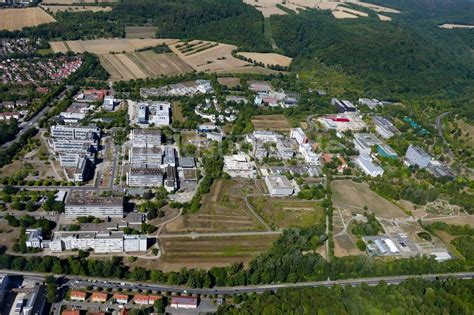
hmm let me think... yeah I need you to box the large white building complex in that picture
[373,115,400,139]
[265,175,294,196]
[356,155,384,177]
[50,231,147,253]
[353,133,382,155]
[136,101,171,126]
[65,191,124,218]
[405,144,432,168]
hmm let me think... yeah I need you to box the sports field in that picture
[0,8,56,31]
[163,179,266,233]
[251,114,292,131]
[99,51,193,81]
[331,180,407,219]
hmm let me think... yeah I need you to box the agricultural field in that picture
[125,26,157,39]
[49,38,173,54]
[249,196,325,229]
[42,0,117,4]
[217,77,241,88]
[41,5,113,13]
[251,114,292,131]
[163,179,267,233]
[439,24,474,29]
[169,40,274,74]
[331,180,407,219]
[172,101,185,123]
[153,235,278,271]
[99,51,193,81]
[237,52,293,67]
[0,8,56,31]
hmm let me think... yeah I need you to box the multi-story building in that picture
[163,147,176,167]
[130,146,162,167]
[377,144,398,159]
[265,175,294,196]
[405,144,431,168]
[136,101,171,126]
[50,125,100,140]
[276,138,297,160]
[130,129,162,147]
[299,143,320,164]
[65,192,123,218]
[353,133,382,155]
[356,155,384,177]
[290,128,307,144]
[0,274,9,305]
[373,116,399,139]
[127,167,164,187]
[50,231,148,253]
[164,165,178,192]
[331,98,357,112]
[25,229,43,248]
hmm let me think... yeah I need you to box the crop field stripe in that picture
[113,54,142,80]
[126,53,155,77]
[99,55,125,81]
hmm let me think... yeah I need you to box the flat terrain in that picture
[422,215,474,228]
[99,51,193,81]
[331,180,407,219]
[237,52,292,67]
[334,234,361,257]
[49,38,174,54]
[0,222,20,252]
[217,77,241,88]
[42,0,117,3]
[439,24,474,29]
[249,196,325,228]
[41,5,112,13]
[251,114,292,131]
[163,179,266,233]
[155,235,277,271]
[172,101,185,123]
[0,8,56,31]
[125,26,157,39]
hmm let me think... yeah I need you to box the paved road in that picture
[2,269,473,296]
[158,230,282,239]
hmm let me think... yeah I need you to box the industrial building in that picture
[265,175,294,196]
[356,155,384,177]
[353,133,383,155]
[373,115,400,139]
[405,144,431,168]
[130,146,163,167]
[50,231,147,253]
[65,192,124,218]
[331,98,357,112]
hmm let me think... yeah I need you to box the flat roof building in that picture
[331,98,357,112]
[65,192,123,218]
[356,155,384,177]
[405,144,431,168]
[373,115,399,139]
[171,296,198,309]
[377,144,398,159]
[353,133,382,155]
[265,175,294,196]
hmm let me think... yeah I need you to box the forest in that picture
[218,278,474,314]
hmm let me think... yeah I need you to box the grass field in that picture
[217,77,241,88]
[237,52,292,67]
[172,101,185,123]
[41,5,112,13]
[331,180,407,219]
[99,51,193,81]
[249,196,325,228]
[251,114,292,131]
[49,38,173,54]
[0,8,56,31]
[334,234,362,257]
[125,26,157,39]
[163,179,266,233]
[153,235,278,271]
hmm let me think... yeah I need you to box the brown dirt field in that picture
[41,5,112,13]
[156,235,278,271]
[0,8,56,31]
[237,52,292,67]
[217,77,241,88]
[331,180,407,219]
[172,101,185,123]
[0,222,20,251]
[50,38,174,55]
[127,51,193,77]
[334,234,362,257]
[49,41,69,54]
[125,26,157,39]
[422,215,474,228]
[163,179,266,233]
[99,54,143,81]
[251,114,292,131]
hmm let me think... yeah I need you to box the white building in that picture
[299,143,320,165]
[356,155,384,177]
[373,115,399,139]
[65,192,123,218]
[265,175,294,196]
[250,130,282,142]
[353,133,382,155]
[127,167,164,187]
[136,101,171,126]
[223,154,255,178]
[25,229,43,248]
[50,125,100,140]
[405,144,431,168]
[130,129,162,147]
[171,296,198,309]
[290,128,307,145]
[207,132,223,142]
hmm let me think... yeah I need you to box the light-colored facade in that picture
[356,155,384,177]
[299,143,320,164]
[50,125,100,140]
[290,128,307,144]
[265,175,294,196]
[405,144,431,168]
[25,229,43,248]
[65,192,123,218]
[127,167,164,187]
[353,133,382,155]
[373,116,399,139]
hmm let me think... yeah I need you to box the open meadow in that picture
[0,8,56,31]
[251,114,292,131]
[331,180,407,219]
[249,196,325,229]
[163,179,267,233]
[125,26,157,39]
[237,52,292,67]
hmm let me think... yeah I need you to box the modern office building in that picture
[265,175,294,196]
[127,167,164,187]
[65,192,124,218]
[377,144,398,159]
[356,155,384,177]
[405,144,431,168]
[136,101,171,126]
[373,115,400,139]
[331,98,357,112]
[50,125,100,140]
[353,133,383,155]
[290,128,307,144]
[130,129,162,147]
[25,229,43,248]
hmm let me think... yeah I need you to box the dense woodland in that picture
[218,279,474,314]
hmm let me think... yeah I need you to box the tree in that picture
[154,297,167,313]
[45,275,57,303]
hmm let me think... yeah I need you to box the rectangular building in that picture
[50,125,100,140]
[353,133,382,155]
[265,175,294,196]
[171,296,198,309]
[356,155,384,177]
[373,115,399,139]
[405,144,431,168]
[377,144,398,159]
[331,98,357,112]
[290,128,307,144]
[65,192,123,218]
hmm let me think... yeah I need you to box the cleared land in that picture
[41,5,112,13]
[251,114,292,131]
[334,234,361,257]
[154,235,278,271]
[125,26,157,39]
[163,179,266,233]
[49,38,174,54]
[42,0,117,3]
[0,8,56,31]
[217,77,241,88]
[172,101,185,123]
[331,180,407,219]
[249,196,325,228]
[99,51,193,81]
[237,52,292,67]
[170,40,275,74]
[439,24,474,29]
